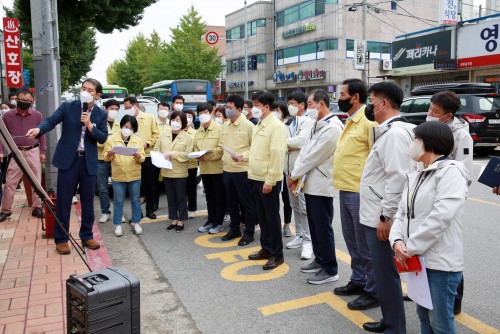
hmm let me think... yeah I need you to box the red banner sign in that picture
[3,18,23,88]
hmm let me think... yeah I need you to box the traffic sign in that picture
[205,31,219,45]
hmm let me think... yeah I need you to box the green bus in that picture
[102,85,128,99]
[142,79,213,108]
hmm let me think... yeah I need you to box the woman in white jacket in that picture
[390,121,467,334]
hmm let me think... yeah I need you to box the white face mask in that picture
[242,109,249,116]
[306,108,319,121]
[125,107,135,117]
[409,138,426,162]
[10,100,17,106]
[252,107,262,119]
[121,128,133,137]
[426,115,448,123]
[273,112,282,120]
[158,109,169,118]
[108,109,119,120]
[288,105,299,117]
[186,116,193,125]
[215,117,224,124]
[80,91,93,104]
[174,103,183,112]
[170,120,182,131]
[199,114,212,124]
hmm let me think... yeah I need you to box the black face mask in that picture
[364,104,375,122]
[17,101,31,111]
[337,97,354,113]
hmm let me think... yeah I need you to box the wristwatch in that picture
[380,214,391,222]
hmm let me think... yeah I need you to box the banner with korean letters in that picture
[458,19,500,69]
[440,0,459,26]
[2,18,23,88]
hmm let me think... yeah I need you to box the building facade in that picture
[225,0,441,101]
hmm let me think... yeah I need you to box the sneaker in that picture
[301,242,313,260]
[208,225,224,234]
[223,214,230,222]
[114,225,123,237]
[176,225,184,232]
[283,224,293,237]
[300,260,322,273]
[198,223,213,233]
[286,235,303,249]
[307,269,339,285]
[122,216,127,223]
[188,211,196,219]
[99,213,110,223]
[72,196,78,204]
[132,223,143,235]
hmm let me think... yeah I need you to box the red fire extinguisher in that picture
[44,189,57,239]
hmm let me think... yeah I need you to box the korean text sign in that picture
[392,30,452,68]
[3,18,23,88]
[458,20,500,69]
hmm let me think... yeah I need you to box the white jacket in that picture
[449,117,473,185]
[360,119,416,228]
[389,159,467,272]
[284,115,314,176]
[291,114,343,197]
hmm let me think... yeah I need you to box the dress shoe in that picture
[263,256,284,270]
[31,207,44,218]
[248,249,271,260]
[0,212,12,222]
[82,239,100,250]
[146,210,157,219]
[363,320,386,333]
[348,292,380,310]
[238,234,254,246]
[56,242,71,255]
[454,299,462,315]
[221,230,242,241]
[334,281,365,296]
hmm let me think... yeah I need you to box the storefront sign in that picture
[439,0,458,26]
[228,81,254,89]
[392,30,452,68]
[273,70,296,83]
[297,69,325,81]
[434,59,457,70]
[354,40,367,70]
[458,19,500,69]
[3,18,23,88]
[282,23,316,39]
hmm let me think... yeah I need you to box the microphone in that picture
[82,102,88,126]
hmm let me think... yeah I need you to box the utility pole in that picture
[244,0,249,100]
[30,0,61,191]
[361,0,367,84]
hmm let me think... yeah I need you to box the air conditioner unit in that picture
[381,60,393,71]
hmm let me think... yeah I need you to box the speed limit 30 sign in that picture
[205,31,219,45]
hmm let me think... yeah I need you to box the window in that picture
[227,25,245,43]
[400,100,412,114]
[247,19,266,36]
[277,0,326,27]
[276,39,338,66]
[411,98,431,114]
[325,0,338,3]
[299,42,317,61]
[391,1,397,11]
[317,39,337,59]
[346,39,391,60]
[256,54,267,63]
[229,55,264,72]
[283,46,299,65]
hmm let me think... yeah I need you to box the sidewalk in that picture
[0,189,111,333]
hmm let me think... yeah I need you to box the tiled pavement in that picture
[0,190,111,334]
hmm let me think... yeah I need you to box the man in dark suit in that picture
[27,78,108,255]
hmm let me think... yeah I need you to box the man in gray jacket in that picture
[359,81,415,334]
[288,89,343,285]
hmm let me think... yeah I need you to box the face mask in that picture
[242,109,249,116]
[409,138,426,162]
[17,101,31,111]
[1,108,9,113]
[186,117,193,125]
[10,100,17,106]
[338,97,354,113]
[108,109,119,120]
[364,100,384,122]
[80,91,93,104]
[174,103,183,112]
[199,114,212,124]
[226,108,238,119]
[426,115,448,123]
[170,120,182,131]
[306,108,319,121]
[125,107,135,117]
[251,107,262,119]
[158,109,169,118]
[288,105,299,117]
[215,117,224,124]
[273,112,282,120]
[121,128,133,137]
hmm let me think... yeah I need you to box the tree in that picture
[164,6,222,82]
[5,0,158,91]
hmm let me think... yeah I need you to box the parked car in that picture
[329,102,348,124]
[400,83,500,155]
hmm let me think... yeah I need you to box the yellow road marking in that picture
[467,197,500,207]
[455,313,500,334]
[259,292,374,329]
[195,233,239,248]
[140,210,208,224]
[205,246,261,263]
[221,260,289,282]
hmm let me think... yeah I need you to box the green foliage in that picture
[4,0,157,91]
[106,6,223,94]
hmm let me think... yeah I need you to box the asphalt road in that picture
[97,156,500,334]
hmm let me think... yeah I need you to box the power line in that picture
[396,3,439,27]
[462,2,500,13]
[366,10,406,34]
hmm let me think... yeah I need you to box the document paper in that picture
[402,256,433,310]
[111,146,138,156]
[188,150,212,159]
[151,151,173,169]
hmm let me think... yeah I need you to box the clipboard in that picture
[478,156,500,188]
